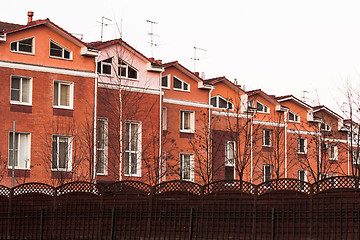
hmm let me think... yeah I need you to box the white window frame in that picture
[211,95,233,110]
[297,138,307,154]
[10,37,34,55]
[49,39,72,60]
[180,110,195,133]
[263,164,272,182]
[298,169,307,192]
[51,135,72,171]
[124,121,142,177]
[225,141,236,180]
[161,75,170,89]
[10,75,32,106]
[53,80,74,109]
[161,151,166,182]
[288,111,300,122]
[97,58,113,76]
[162,107,167,130]
[118,59,138,80]
[180,153,194,181]
[257,101,270,113]
[8,132,31,170]
[329,145,338,161]
[96,118,108,175]
[262,129,272,147]
[321,122,331,131]
[173,75,190,92]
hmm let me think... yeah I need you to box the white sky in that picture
[3,0,360,116]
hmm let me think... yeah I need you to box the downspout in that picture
[158,70,163,184]
[284,110,288,178]
[250,110,255,183]
[347,131,350,175]
[318,122,321,180]
[207,87,214,183]
[119,61,123,181]
[93,52,100,184]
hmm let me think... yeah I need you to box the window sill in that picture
[174,88,190,93]
[51,169,72,172]
[119,76,139,81]
[96,173,108,176]
[50,56,72,61]
[180,130,195,134]
[8,167,30,170]
[297,152,307,155]
[124,174,141,178]
[161,86,170,89]
[10,102,32,106]
[10,50,35,56]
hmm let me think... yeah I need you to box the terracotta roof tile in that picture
[0,21,24,33]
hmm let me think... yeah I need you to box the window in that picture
[353,150,360,164]
[180,153,194,181]
[289,112,300,122]
[173,76,189,91]
[297,138,307,154]
[10,76,32,105]
[53,81,73,109]
[124,121,142,176]
[262,129,272,147]
[8,132,31,169]
[211,96,233,110]
[52,135,72,171]
[329,145,338,160]
[263,165,272,182]
[50,40,72,60]
[161,75,170,88]
[118,60,138,79]
[97,58,112,75]
[97,118,108,175]
[161,152,166,182]
[321,122,331,131]
[257,101,269,113]
[10,37,34,54]
[162,107,167,130]
[180,110,195,133]
[225,141,235,180]
[298,169,307,191]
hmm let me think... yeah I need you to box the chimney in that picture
[194,72,199,77]
[27,11,34,24]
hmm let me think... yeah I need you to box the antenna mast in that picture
[192,46,207,72]
[146,20,159,57]
[97,16,112,42]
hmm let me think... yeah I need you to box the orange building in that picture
[0,13,98,187]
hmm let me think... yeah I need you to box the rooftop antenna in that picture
[302,90,309,103]
[97,16,112,42]
[192,46,207,72]
[71,33,84,40]
[146,20,159,57]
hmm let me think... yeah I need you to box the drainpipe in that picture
[318,122,321,180]
[250,110,256,183]
[284,110,288,178]
[119,60,123,181]
[158,70,163,184]
[207,87,214,183]
[93,52,100,184]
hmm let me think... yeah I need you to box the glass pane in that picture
[131,123,138,151]
[60,84,70,106]
[8,133,18,167]
[103,64,111,75]
[225,166,234,180]
[11,77,20,89]
[11,90,20,101]
[52,136,57,169]
[124,152,129,174]
[121,66,127,77]
[53,82,59,105]
[125,123,130,150]
[228,102,233,109]
[19,38,33,53]
[131,153,137,174]
[228,142,235,161]
[128,66,137,79]
[161,76,168,87]
[210,97,216,107]
[64,50,70,59]
[182,154,190,180]
[219,98,227,108]
[50,42,62,57]
[97,120,104,149]
[22,78,30,103]
[183,82,188,90]
[59,137,68,169]
[96,150,104,174]
[11,42,17,51]
[183,112,190,129]
[257,102,263,112]
[173,77,182,89]
[18,134,28,168]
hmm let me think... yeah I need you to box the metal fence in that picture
[1,176,360,239]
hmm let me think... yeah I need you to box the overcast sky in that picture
[3,0,360,116]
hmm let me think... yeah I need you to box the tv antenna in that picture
[302,90,309,103]
[191,46,207,72]
[97,16,112,42]
[71,33,84,40]
[146,20,159,57]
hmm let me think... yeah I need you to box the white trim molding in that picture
[164,97,209,108]
[287,129,320,136]
[98,82,162,95]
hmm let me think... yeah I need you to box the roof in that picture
[1,19,97,52]
[247,89,281,107]
[275,95,312,110]
[313,105,343,120]
[0,21,23,33]
[163,61,212,89]
[204,76,246,94]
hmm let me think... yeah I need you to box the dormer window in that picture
[119,60,138,79]
[289,112,300,122]
[321,122,331,131]
[10,37,34,54]
[97,58,112,75]
[211,96,233,110]
[173,76,189,91]
[161,75,170,88]
[50,40,72,60]
[257,101,269,113]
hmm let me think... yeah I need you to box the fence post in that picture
[39,208,44,240]
[252,184,258,240]
[309,183,313,239]
[110,207,116,240]
[189,208,194,239]
[145,185,154,238]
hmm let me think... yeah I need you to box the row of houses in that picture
[0,12,359,187]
